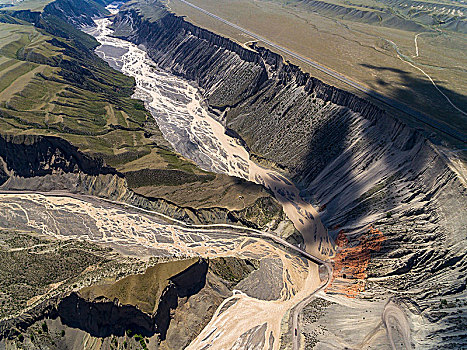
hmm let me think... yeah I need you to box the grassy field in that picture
[80,258,198,314]
[0,6,173,173]
[0,0,54,12]
[0,22,159,168]
[167,0,467,146]
[0,229,112,318]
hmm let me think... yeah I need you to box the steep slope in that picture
[0,0,290,228]
[0,0,465,347]
[0,133,289,229]
[277,0,467,33]
[0,3,303,347]
[112,1,467,347]
[0,257,260,350]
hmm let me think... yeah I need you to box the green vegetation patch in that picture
[0,1,278,214]
[0,229,110,318]
[124,168,215,188]
[0,0,54,12]
[0,19,164,173]
[0,61,37,92]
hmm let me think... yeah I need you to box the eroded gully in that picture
[84,8,334,349]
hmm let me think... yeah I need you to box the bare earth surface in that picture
[167,0,467,146]
[0,191,319,349]
[86,15,334,261]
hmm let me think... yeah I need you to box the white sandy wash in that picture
[81,8,337,350]
[0,191,317,350]
[86,14,334,259]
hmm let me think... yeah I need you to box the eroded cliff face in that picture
[112,3,467,346]
[0,134,290,230]
[0,0,293,232]
[112,6,267,109]
[57,259,209,339]
[42,0,112,27]
[0,134,118,184]
[0,1,298,348]
[0,257,259,350]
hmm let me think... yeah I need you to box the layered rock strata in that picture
[112,3,467,346]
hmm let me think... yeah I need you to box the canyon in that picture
[110,1,467,347]
[0,0,465,349]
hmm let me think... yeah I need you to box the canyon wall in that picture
[1,0,465,346]
[0,0,292,232]
[0,257,259,349]
[0,134,288,229]
[113,3,467,346]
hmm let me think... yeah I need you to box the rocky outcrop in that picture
[112,6,268,108]
[0,134,118,185]
[0,0,291,231]
[0,259,207,340]
[112,2,467,346]
[0,9,40,25]
[112,4,383,117]
[42,0,112,27]
[57,293,156,338]
[0,257,256,348]
[1,0,465,346]
[57,260,208,339]
[154,259,208,340]
[5,0,113,43]
[0,295,61,340]
[0,135,285,228]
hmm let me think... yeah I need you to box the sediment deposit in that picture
[111,2,467,347]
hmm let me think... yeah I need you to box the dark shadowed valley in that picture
[0,0,465,349]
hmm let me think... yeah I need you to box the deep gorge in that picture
[111,2,467,346]
[0,0,465,347]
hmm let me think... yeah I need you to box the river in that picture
[84,6,333,259]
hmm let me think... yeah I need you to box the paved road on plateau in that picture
[178,0,467,144]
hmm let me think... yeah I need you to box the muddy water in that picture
[85,11,333,258]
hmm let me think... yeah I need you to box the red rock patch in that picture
[326,226,385,298]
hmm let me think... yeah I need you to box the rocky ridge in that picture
[0,1,299,346]
[0,133,291,229]
[0,0,465,347]
[0,0,294,233]
[112,2,467,347]
[0,257,260,349]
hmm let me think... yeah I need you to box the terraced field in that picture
[0,0,54,12]
[0,0,464,348]
[0,21,157,166]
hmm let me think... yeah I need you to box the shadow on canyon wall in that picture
[154,259,208,341]
[297,102,398,237]
[57,260,208,339]
[57,293,157,338]
[0,134,119,185]
[296,76,451,236]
